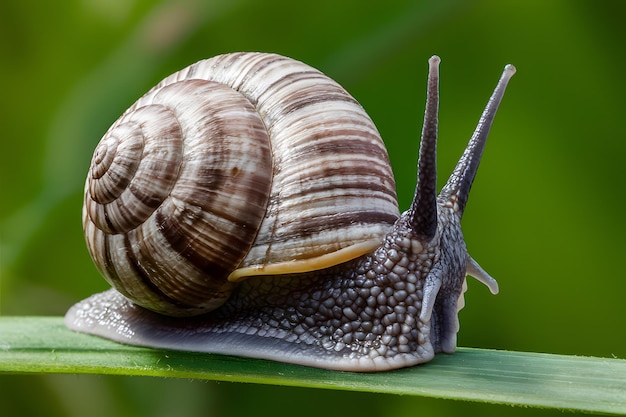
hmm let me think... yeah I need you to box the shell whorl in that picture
[83,52,399,316]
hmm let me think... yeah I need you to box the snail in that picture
[65,52,515,372]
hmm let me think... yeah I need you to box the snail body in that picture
[65,52,515,371]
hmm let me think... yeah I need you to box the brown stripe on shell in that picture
[121,233,205,313]
[83,77,272,316]
[85,105,184,234]
[175,53,400,271]
[84,192,229,316]
[125,210,237,316]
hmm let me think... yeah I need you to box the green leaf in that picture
[1,316,625,415]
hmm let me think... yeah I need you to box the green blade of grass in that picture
[1,316,625,414]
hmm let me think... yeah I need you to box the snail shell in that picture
[67,53,516,371]
[83,53,399,316]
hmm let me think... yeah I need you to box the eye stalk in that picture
[440,63,517,216]
[409,55,440,240]
[409,57,516,241]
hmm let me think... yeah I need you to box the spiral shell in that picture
[83,52,400,316]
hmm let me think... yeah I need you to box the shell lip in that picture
[227,240,381,282]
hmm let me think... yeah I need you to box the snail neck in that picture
[369,205,468,351]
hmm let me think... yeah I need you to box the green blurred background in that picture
[1,0,625,415]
